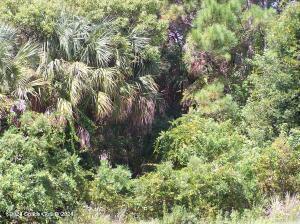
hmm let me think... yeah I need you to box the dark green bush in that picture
[0,112,86,222]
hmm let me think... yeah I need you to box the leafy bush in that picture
[64,0,168,43]
[0,112,86,222]
[149,118,300,219]
[254,137,300,196]
[0,0,63,35]
[155,114,245,167]
[90,160,132,213]
[211,194,300,224]
[131,162,179,218]
[242,3,300,144]
[131,156,257,219]
[182,82,241,123]
[59,195,300,224]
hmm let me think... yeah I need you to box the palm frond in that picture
[130,29,150,54]
[120,82,138,98]
[96,91,113,119]
[92,68,118,95]
[68,62,91,106]
[132,96,155,128]
[81,30,114,67]
[137,75,159,96]
[52,12,89,60]
[94,33,113,67]
[57,98,73,118]
[12,68,48,100]
[14,41,40,67]
[39,59,64,80]
[51,12,114,67]
[0,23,15,72]
[0,23,16,42]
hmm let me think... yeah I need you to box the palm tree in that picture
[38,13,160,129]
[0,23,47,111]
[0,13,161,162]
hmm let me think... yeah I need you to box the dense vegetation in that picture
[0,0,299,223]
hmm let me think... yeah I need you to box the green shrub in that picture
[132,162,179,218]
[0,0,64,35]
[254,137,300,196]
[242,3,300,144]
[90,160,132,213]
[155,114,245,167]
[0,112,86,222]
[131,156,256,219]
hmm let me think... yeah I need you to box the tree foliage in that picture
[0,0,299,223]
[243,3,300,143]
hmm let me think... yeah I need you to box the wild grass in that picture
[60,194,300,224]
